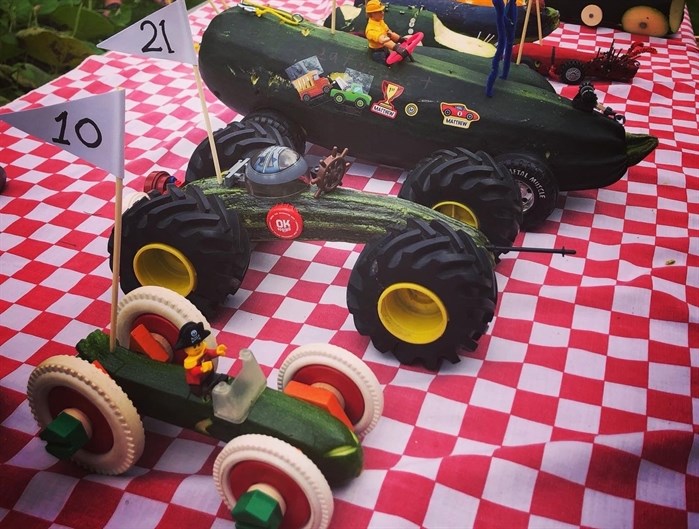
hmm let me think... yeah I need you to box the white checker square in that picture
[47,293,93,319]
[588,242,623,263]
[28,223,72,245]
[653,148,683,166]
[0,277,34,302]
[549,255,586,276]
[392,455,441,480]
[563,196,596,214]
[7,437,60,470]
[602,382,647,415]
[25,203,64,223]
[363,178,395,195]
[222,310,269,338]
[541,441,592,485]
[35,245,78,268]
[290,324,336,345]
[75,214,115,236]
[452,437,498,456]
[484,337,528,363]
[0,363,34,394]
[636,459,686,509]
[40,268,84,291]
[2,399,39,435]
[497,293,538,320]
[606,336,649,361]
[0,331,46,362]
[362,417,413,454]
[104,493,168,529]
[611,286,652,317]
[255,274,296,296]
[503,416,553,446]
[581,489,635,529]
[300,262,340,284]
[423,484,479,529]
[557,223,591,241]
[14,471,79,521]
[529,323,571,348]
[318,284,347,307]
[0,303,41,331]
[510,260,549,284]
[273,297,316,322]
[528,515,579,529]
[390,369,436,391]
[555,399,601,434]
[649,319,688,347]
[564,348,606,380]
[68,193,109,215]
[652,276,686,303]
[334,469,387,509]
[153,438,215,474]
[0,231,23,253]
[245,339,288,367]
[539,285,577,303]
[482,458,538,512]
[368,512,420,529]
[648,362,691,395]
[591,214,626,233]
[517,364,563,397]
[171,475,222,514]
[415,393,467,436]
[594,432,644,457]
[470,378,516,414]
[282,241,322,261]
[572,305,611,333]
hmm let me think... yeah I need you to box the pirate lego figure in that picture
[175,321,228,398]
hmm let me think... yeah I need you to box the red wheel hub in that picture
[292,366,365,426]
[48,386,114,453]
[132,313,186,364]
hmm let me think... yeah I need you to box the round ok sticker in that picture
[266,204,303,239]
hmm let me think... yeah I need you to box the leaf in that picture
[45,4,117,41]
[16,26,102,69]
[8,61,55,89]
[32,0,60,16]
[0,32,20,63]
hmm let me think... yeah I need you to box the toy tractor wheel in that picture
[347,218,497,370]
[242,109,307,154]
[213,434,333,529]
[311,146,351,197]
[559,60,586,84]
[495,153,559,230]
[109,185,250,316]
[185,121,294,184]
[277,343,383,437]
[580,4,604,26]
[398,148,522,248]
[27,355,145,475]
[621,6,671,37]
[115,285,216,365]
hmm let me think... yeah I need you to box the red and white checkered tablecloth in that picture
[1,1,698,528]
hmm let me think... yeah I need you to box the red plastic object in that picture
[266,204,303,239]
[386,32,424,66]
[144,171,175,193]
[283,380,353,430]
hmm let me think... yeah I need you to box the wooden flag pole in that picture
[516,0,535,64]
[194,62,223,184]
[535,0,543,42]
[331,0,337,34]
[109,176,124,352]
[207,0,220,14]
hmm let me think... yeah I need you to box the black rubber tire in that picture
[185,121,293,184]
[398,148,522,248]
[495,153,558,230]
[242,109,307,154]
[347,218,497,370]
[108,185,251,316]
[559,60,586,84]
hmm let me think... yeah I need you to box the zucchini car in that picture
[27,285,383,529]
[544,0,686,37]
[197,1,657,229]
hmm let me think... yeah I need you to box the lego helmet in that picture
[245,145,310,198]
[365,0,385,13]
[175,321,211,350]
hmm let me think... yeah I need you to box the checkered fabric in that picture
[1,1,698,528]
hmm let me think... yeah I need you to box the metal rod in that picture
[486,245,577,256]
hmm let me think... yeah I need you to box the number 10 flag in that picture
[0,90,125,180]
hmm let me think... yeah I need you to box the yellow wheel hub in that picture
[133,243,196,297]
[433,201,479,229]
[378,282,447,344]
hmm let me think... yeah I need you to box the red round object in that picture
[144,171,174,194]
[132,313,185,364]
[292,366,365,426]
[48,386,114,453]
[228,460,311,529]
[266,204,303,239]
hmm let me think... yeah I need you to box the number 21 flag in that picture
[0,90,125,180]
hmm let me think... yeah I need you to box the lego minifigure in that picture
[175,321,228,397]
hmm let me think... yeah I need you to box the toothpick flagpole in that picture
[193,58,223,184]
[109,176,124,352]
[516,0,535,64]
[331,0,337,33]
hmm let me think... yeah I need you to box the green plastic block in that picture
[39,411,89,459]
[232,489,283,529]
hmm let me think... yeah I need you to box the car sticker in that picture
[331,68,374,111]
[371,80,404,119]
[440,102,480,129]
[285,56,332,103]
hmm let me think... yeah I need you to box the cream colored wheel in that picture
[26,355,145,475]
[115,285,216,363]
[277,343,383,437]
[580,4,603,26]
[213,434,333,529]
[122,191,150,213]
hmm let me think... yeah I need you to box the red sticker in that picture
[266,204,303,239]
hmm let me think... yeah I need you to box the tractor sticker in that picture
[371,80,404,119]
[440,102,480,129]
[285,56,332,102]
[331,68,374,111]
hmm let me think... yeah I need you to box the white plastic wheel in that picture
[277,344,383,437]
[115,285,216,352]
[213,434,333,529]
[26,355,145,475]
[122,191,150,213]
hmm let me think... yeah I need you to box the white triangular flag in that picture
[0,91,125,179]
[98,0,197,65]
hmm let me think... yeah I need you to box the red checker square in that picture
[332,501,373,529]
[473,499,530,529]
[126,470,181,503]
[523,345,568,371]
[598,408,647,435]
[511,391,560,425]
[330,267,352,286]
[634,502,688,529]
[459,407,510,445]
[286,282,327,304]
[560,373,604,405]
[304,304,349,329]
[436,454,491,497]
[382,385,426,424]
[642,430,696,474]
[582,259,620,280]
[0,353,21,378]
[626,191,659,209]
[50,210,91,230]
[269,257,312,280]
[648,341,691,366]
[620,242,656,267]
[312,245,356,267]
[63,251,105,275]
[530,471,585,525]
[568,329,610,355]
[428,375,476,404]
[656,207,691,228]
[17,285,64,311]
[0,465,42,510]
[534,298,575,328]
[404,427,457,458]
[374,471,434,525]
[55,480,123,529]
[5,233,48,258]
[0,423,32,462]
[76,300,111,327]
[239,269,266,291]
[550,426,595,443]
[649,293,690,323]
[604,357,649,388]
[155,504,216,529]
[478,359,523,388]
[687,474,699,512]
[238,292,284,318]
[69,275,112,299]
[85,181,117,202]
[0,510,52,529]
[27,340,80,365]
[496,443,545,471]
[133,432,178,469]
[609,312,650,339]
[575,284,614,310]
[255,319,302,344]
[585,444,640,499]
[21,312,72,339]
[12,261,58,286]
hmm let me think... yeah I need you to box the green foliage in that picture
[0,0,204,106]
